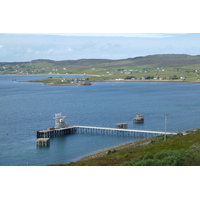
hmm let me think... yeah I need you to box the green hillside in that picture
[51,129,200,166]
[1,54,200,81]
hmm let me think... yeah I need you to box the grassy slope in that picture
[51,129,200,166]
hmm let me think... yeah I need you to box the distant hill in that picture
[1,54,200,68]
[128,54,200,67]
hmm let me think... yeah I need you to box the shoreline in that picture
[2,73,200,84]
[24,79,200,85]
[22,81,92,86]
[67,137,154,164]
[95,79,200,84]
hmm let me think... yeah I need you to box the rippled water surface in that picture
[0,75,200,166]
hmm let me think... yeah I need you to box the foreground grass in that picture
[51,129,200,166]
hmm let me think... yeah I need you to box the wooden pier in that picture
[36,126,75,138]
[36,113,177,146]
[73,126,176,137]
[37,125,176,139]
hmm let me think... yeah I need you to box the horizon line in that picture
[0,33,188,38]
[0,53,199,63]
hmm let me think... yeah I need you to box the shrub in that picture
[107,149,118,155]
[160,154,182,166]
[176,132,183,136]
[144,153,154,160]
[122,150,197,166]
[135,159,155,166]
[155,150,178,160]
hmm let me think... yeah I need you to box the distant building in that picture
[180,77,186,80]
[115,78,124,81]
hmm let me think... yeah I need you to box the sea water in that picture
[0,75,200,166]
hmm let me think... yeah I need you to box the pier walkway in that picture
[73,125,176,137]
[37,125,177,138]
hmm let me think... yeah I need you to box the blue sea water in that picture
[0,75,200,166]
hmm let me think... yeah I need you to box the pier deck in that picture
[37,125,176,139]
[74,125,174,134]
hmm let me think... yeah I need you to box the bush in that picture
[144,153,154,160]
[160,154,182,166]
[107,149,118,155]
[155,150,178,160]
[176,133,183,136]
[135,159,155,166]
[122,150,197,166]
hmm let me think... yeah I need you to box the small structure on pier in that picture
[36,113,67,146]
[54,113,67,128]
[134,115,144,123]
[116,123,128,129]
[36,138,50,146]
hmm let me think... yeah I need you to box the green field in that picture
[1,54,200,81]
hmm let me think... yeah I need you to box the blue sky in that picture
[0,33,200,62]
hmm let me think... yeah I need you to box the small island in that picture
[27,77,92,86]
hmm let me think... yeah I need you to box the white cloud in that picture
[0,44,3,48]
[48,48,53,54]
[67,47,73,52]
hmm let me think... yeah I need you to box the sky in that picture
[1,33,200,62]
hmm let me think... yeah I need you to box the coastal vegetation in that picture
[51,129,200,166]
[1,54,200,82]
